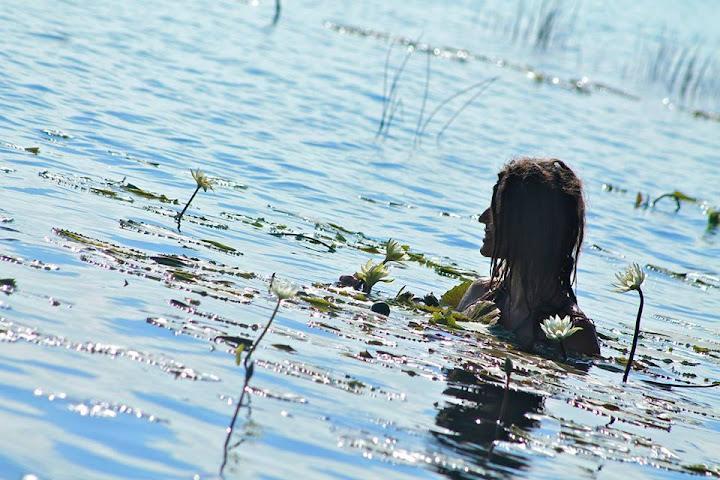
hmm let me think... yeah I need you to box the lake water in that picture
[1,1,719,479]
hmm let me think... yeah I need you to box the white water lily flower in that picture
[540,315,583,341]
[612,263,646,293]
[384,239,409,265]
[270,278,299,300]
[191,168,214,192]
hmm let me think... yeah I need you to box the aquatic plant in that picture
[338,239,410,294]
[272,0,281,26]
[382,238,409,265]
[418,77,497,145]
[376,43,416,139]
[708,208,719,228]
[439,280,473,308]
[540,314,582,359]
[466,301,501,324]
[374,41,497,145]
[355,259,393,294]
[177,169,213,231]
[651,190,697,211]
[220,276,298,474]
[612,263,646,383]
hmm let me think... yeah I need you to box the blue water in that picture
[1,0,719,479]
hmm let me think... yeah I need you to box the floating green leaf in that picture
[431,309,465,330]
[150,255,189,268]
[201,239,237,252]
[272,344,296,353]
[303,296,340,312]
[466,301,501,324]
[121,183,179,204]
[347,380,366,389]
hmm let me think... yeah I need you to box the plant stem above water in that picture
[220,297,282,475]
[176,184,201,231]
[623,287,645,383]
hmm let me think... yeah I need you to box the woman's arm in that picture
[563,315,601,355]
[457,278,490,312]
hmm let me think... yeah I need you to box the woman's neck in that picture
[505,267,566,311]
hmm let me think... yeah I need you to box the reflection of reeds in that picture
[502,0,579,51]
[640,37,720,105]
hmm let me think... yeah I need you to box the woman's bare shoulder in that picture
[457,278,492,312]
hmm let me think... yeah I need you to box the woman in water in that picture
[457,158,600,355]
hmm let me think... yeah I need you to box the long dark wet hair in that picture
[486,158,585,320]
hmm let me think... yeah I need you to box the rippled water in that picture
[1,1,719,479]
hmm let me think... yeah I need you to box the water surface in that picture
[1,1,719,479]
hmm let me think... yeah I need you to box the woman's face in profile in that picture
[479,207,494,258]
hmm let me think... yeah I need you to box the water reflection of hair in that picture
[432,366,544,478]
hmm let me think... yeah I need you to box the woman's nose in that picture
[478,208,491,224]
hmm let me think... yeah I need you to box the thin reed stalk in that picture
[271,0,281,26]
[418,77,497,140]
[436,78,497,143]
[413,51,432,147]
[376,45,416,138]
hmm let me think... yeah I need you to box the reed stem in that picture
[271,0,281,26]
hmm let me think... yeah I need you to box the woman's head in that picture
[481,158,585,307]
